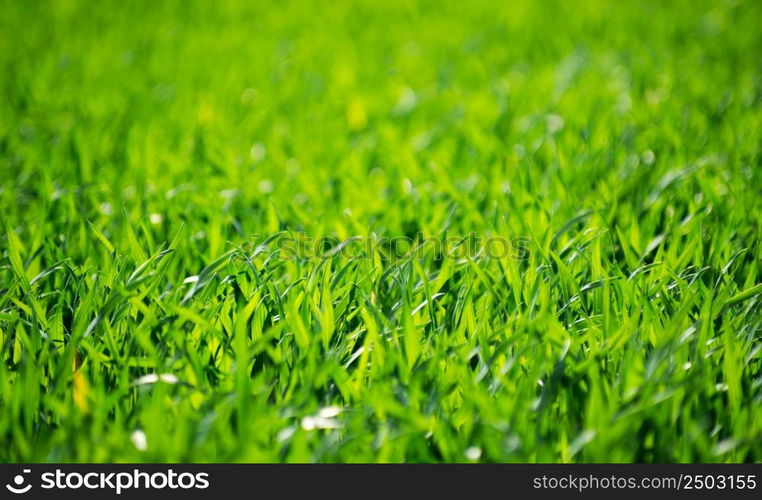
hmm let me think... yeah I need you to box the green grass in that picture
[1,0,761,462]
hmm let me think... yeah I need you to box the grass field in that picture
[1,0,761,462]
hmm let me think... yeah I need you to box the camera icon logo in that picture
[5,469,32,494]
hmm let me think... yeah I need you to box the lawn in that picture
[1,0,761,462]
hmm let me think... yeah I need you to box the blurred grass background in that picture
[1,0,761,462]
